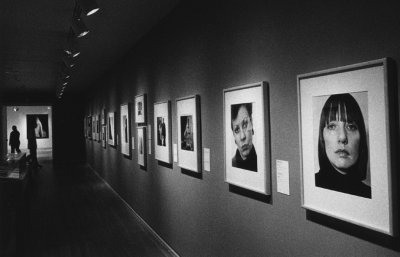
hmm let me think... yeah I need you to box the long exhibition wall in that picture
[84,1,400,256]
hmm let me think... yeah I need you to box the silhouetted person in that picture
[27,126,41,168]
[9,125,21,154]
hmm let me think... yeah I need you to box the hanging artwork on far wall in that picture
[26,114,49,139]
[176,95,201,172]
[223,82,270,195]
[87,116,92,139]
[137,126,146,166]
[298,58,394,235]
[120,103,131,156]
[154,101,172,164]
[135,94,146,123]
[102,125,107,149]
[108,111,116,146]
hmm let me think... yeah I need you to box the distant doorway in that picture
[6,106,53,161]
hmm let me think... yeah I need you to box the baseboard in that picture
[86,164,180,257]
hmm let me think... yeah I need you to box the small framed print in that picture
[108,111,116,146]
[92,115,96,140]
[176,95,201,172]
[87,116,92,139]
[298,58,395,235]
[137,126,147,166]
[154,101,172,163]
[135,94,147,123]
[101,108,106,125]
[97,114,101,142]
[223,82,270,195]
[120,103,131,156]
[102,125,107,149]
[84,117,87,138]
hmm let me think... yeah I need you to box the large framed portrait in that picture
[135,94,146,123]
[137,126,147,166]
[154,101,172,164]
[223,82,270,195]
[298,58,394,235]
[26,114,49,139]
[107,111,116,146]
[176,95,201,172]
[101,108,106,125]
[120,103,131,156]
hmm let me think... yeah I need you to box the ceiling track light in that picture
[64,29,81,57]
[77,0,100,16]
[72,17,89,38]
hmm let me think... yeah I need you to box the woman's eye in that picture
[242,120,248,129]
[326,123,336,130]
[346,123,358,131]
[234,127,240,134]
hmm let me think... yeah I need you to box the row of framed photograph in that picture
[84,58,395,236]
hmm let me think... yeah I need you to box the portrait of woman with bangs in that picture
[315,93,371,198]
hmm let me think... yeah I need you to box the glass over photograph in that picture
[180,115,194,151]
[314,92,371,198]
[230,103,257,172]
[157,117,166,146]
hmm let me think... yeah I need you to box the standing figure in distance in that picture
[9,125,21,154]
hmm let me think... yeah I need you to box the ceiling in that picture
[0,0,180,99]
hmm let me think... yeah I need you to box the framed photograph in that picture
[97,114,101,142]
[223,82,270,195]
[92,115,96,140]
[84,117,87,138]
[107,111,116,146]
[87,116,92,139]
[176,95,201,172]
[137,126,147,166]
[101,108,106,125]
[26,114,49,139]
[135,94,147,123]
[298,58,394,235]
[101,125,107,149]
[154,101,172,163]
[120,103,131,156]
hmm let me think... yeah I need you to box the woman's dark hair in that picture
[231,103,252,130]
[318,93,368,180]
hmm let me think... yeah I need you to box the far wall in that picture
[6,106,53,151]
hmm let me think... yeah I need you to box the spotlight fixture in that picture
[62,81,68,86]
[72,17,89,38]
[77,0,100,16]
[12,106,19,112]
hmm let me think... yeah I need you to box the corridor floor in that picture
[24,161,176,257]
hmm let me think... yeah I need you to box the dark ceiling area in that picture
[0,0,179,101]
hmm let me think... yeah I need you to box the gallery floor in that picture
[22,159,175,257]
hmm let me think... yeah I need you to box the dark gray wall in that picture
[85,1,400,256]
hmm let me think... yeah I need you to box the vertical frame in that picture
[176,95,201,172]
[107,111,116,146]
[120,103,131,156]
[298,58,395,235]
[223,82,270,195]
[137,126,147,166]
[154,101,172,164]
[135,94,147,123]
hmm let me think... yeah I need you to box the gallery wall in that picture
[6,106,53,151]
[84,1,400,256]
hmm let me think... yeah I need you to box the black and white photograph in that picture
[27,114,49,139]
[108,112,116,146]
[137,126,146,166]
[135,94,146,123]
[224,82,270,195]
[154,101,172,163]
[120,104,131,156]
[298,58,394,235]
[176,95,201,172]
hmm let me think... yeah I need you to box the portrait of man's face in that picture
[231,104,254,160]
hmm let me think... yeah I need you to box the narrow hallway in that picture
[24,161,175,257]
